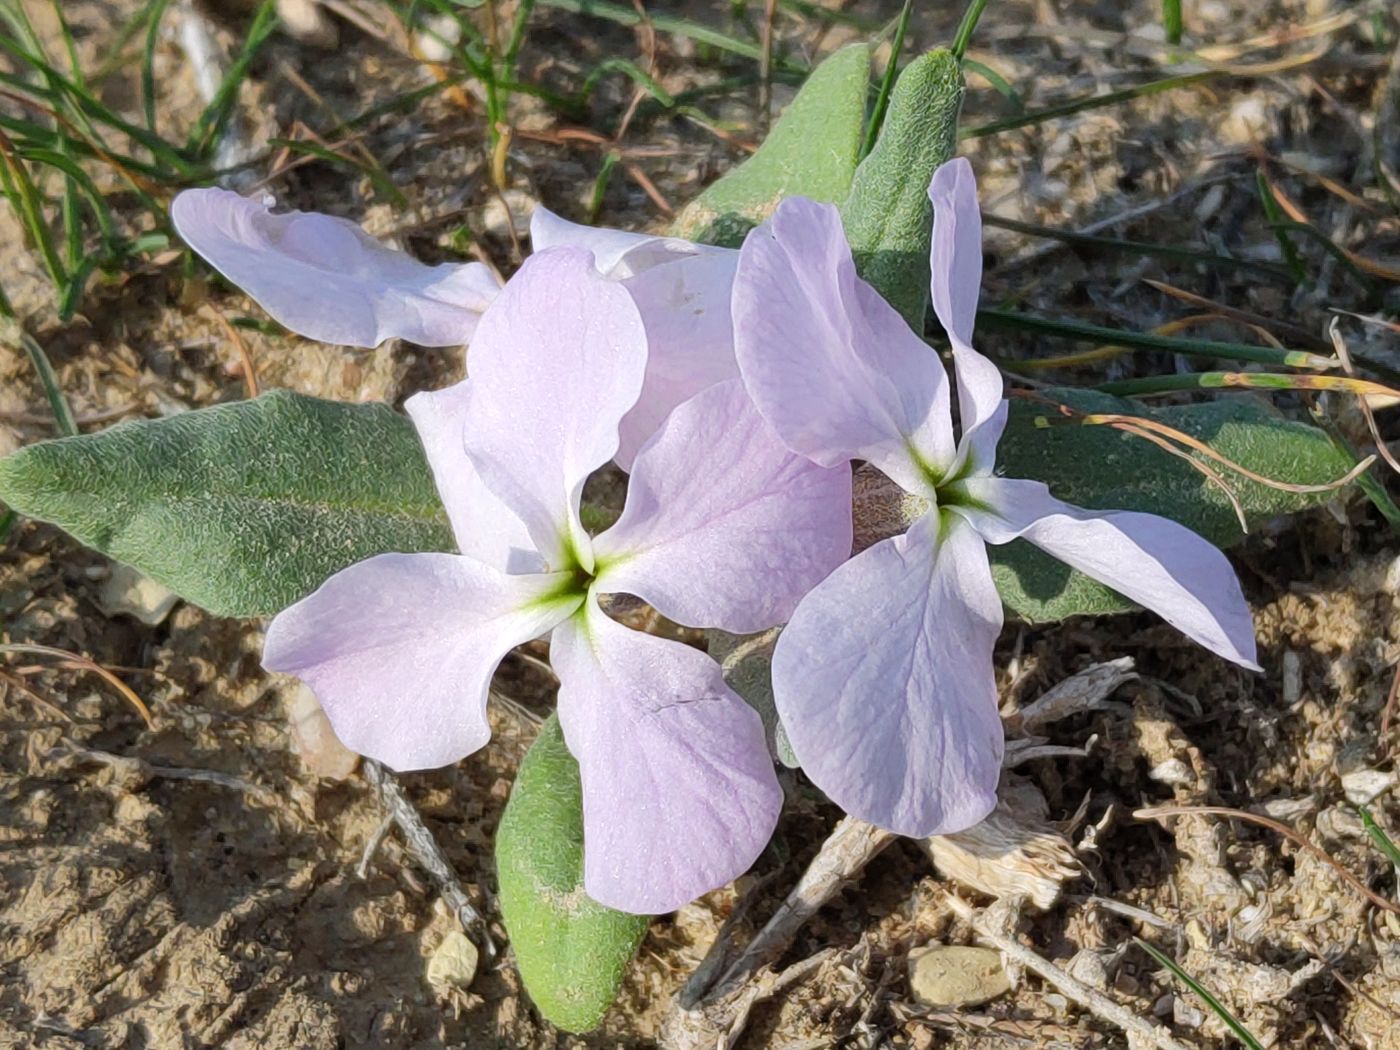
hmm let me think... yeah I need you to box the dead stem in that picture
[661,818,895,1050]
[0,643,154,727]
[361,759,497,957]
[943,892,1193,1050]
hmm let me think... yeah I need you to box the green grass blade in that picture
[1255,170,1306,284]
[859,0,912,160]
[579,58,675,108]
[1358,806,1400,869]
[1135,938,1265,1050]
[1162,0,1183,45]
[0,133,67,292]
[503,0,537,71]
[142,0,174,134]
[963,70,1217,138]
[187,0,278,158]
[979,308,1336,370]
[950,0,990,60]
[1,316,79,437]
[962,57,1023,112]
[264,137,407,207]
[587,150,620,222]
[983,213,1290,280]
[535,0,807,73]
[0,37,190,172]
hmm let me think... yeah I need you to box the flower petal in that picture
[462,247,649,569]
[264,553,576,771]
[550,600,783,913]
[403,381,543,574]
[959,476,1259,670]
[172,188,500,347]
[529,207,741,469]
[773,512,1004,837]
[733,196,955,490]
[594,380,852,633]
[615,251,741,469]
[927,158,1006,469]
[529,205,660,276]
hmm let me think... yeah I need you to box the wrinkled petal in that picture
[173,188,500,347]
[773,512,1004,837]
[264,553,577,771]
[928,158,1006,470]
[462,247,649,569]
[551,599,783,913]
[530,205,660,276]
[594,380,852,633]
[958,476,1259,670]
[615,251,741,469]
[529,207,740,469]
[403,381,543,574]
[734,196,955,492]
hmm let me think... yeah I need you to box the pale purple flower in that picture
[172,189,741,468]
[732,157,1260,839]
[262,246,852,913]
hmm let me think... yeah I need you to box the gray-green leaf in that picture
[669,43,871,247]
[0,390,453,617]
[497,714,650,1033]
[708,627,799,767]
[839,48,964,328]
[991,390,1357,621]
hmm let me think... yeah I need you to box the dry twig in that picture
[944,893,1193,1050]
[362,759,496,956]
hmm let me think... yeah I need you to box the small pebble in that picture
[426,930,479,990]
[907,945,1010,1008]
[98,564,180,626]
[289,684,359,780]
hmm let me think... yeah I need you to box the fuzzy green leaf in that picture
[669,43,871,247]
[839,47,964,328]
[0,390,453,617]
[497,715,650,1033]
[991,390,1357,621]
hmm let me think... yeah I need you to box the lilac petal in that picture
[172,188,500,347]
[551,600,783,913]
[733,196,955,491]
[529,207,741,469]
[927,158,1006,468]
[959,476,1260,670]
[529,205,659,275]
[594,380,851,633]
[403,382,543,574]
[264,553,577,771]
[462,247,649,569]
[614,251,741,470]
[773,512,1004,837]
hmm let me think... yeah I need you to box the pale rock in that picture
[907,945,1010,1008]
[1281,649,1302,706]
[415,13,462,63]
[98,564,180,626]
[1149,758,1194,786]
[1341,768,1397,807]
[481,189,538,244]
[288,683,359,779]
[425,930,479,990]
[277,0,338,48]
